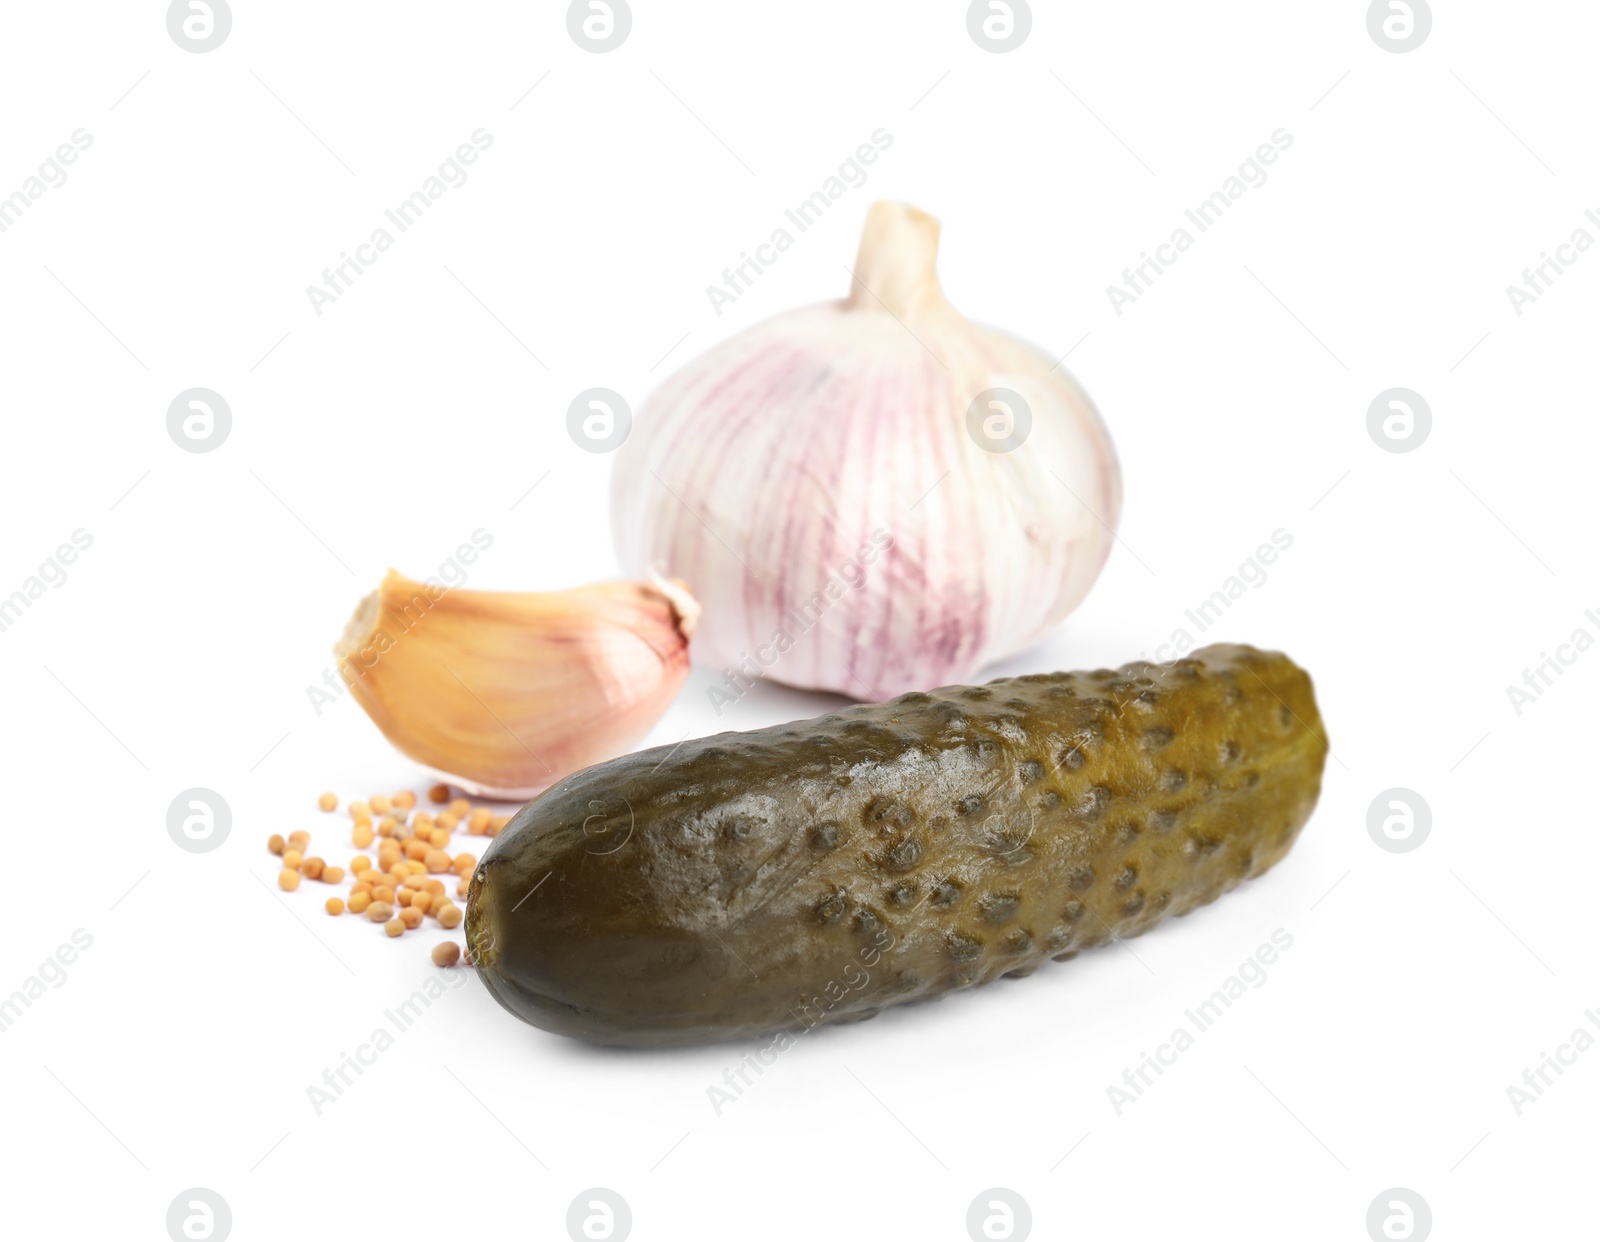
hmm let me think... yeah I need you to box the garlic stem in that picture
[847,201,945,319]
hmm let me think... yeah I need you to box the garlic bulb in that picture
[611,201,1121,702]
[335,571,699,798]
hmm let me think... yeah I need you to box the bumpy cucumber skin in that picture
[466,644,1327,1047]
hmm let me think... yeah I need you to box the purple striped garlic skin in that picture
[611,202,1121,702]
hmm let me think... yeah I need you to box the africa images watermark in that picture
[306,528,494,715]
[705,527,894,714]
[1107,129,1294,316]
[0,128,93,237]
[706,128,895,317]
[305,128,494,317]
[1106,928,1294,1116]
[0,529,94,637]
[1505,208,1600,318]
[1503,606,1600,717]
[1141,527,1294,665]
[705,926,898,1116]
[0,928,94,1035]
[1504,1006,1600,1117]
[305,965,473,1116]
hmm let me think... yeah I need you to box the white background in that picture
[1,2,1594,1239]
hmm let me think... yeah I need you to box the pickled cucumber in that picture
[466,643,1327,1046]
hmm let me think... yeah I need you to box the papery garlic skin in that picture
[335,571,698,799]
[611,202,1120,701]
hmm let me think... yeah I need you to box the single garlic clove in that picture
[335,571,699,799]
[611,201,1121,702]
